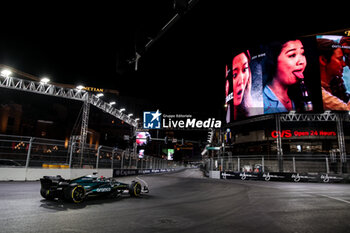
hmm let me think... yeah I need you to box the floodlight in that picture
[76,85,85,90]
[1,69,12,77]
[40,77,50,84]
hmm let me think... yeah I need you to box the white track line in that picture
[318,194,350,205]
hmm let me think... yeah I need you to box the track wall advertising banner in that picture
[224,32,350,123]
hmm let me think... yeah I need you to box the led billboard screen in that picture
[167,149,174,161]
[136,132,151,146]
[138,149,145,159]
[317,35,350,111]
[224,33,350,123]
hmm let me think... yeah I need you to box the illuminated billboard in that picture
[224,33,350,123]
[138,149,145,159]
[317,35,350,111]
[136,132,151,146]
[225,47,264,122]
[167,149,174,161]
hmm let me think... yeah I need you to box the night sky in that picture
[0,2,348,120]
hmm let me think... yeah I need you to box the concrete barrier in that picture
[0,167,182,181]
[209,171,221,179]
[0,167,113,181]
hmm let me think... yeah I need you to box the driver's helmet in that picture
[98,176,106,181]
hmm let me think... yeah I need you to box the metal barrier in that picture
[203,154,350,175]
[0,134,179,170]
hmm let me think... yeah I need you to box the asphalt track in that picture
[1,168,350,233]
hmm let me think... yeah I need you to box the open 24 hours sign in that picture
[271,129,336,138]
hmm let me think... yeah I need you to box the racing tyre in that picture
[129,181,142,197]
[40,188,54,200]
[67,185,85,203]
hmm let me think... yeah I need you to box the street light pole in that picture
[275,114,283,172]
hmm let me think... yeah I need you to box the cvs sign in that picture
[271,130,292,138]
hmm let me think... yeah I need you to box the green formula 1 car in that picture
[40,173,148,203]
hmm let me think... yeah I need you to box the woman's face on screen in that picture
[275,40,307,86]
[232,53,250,106]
